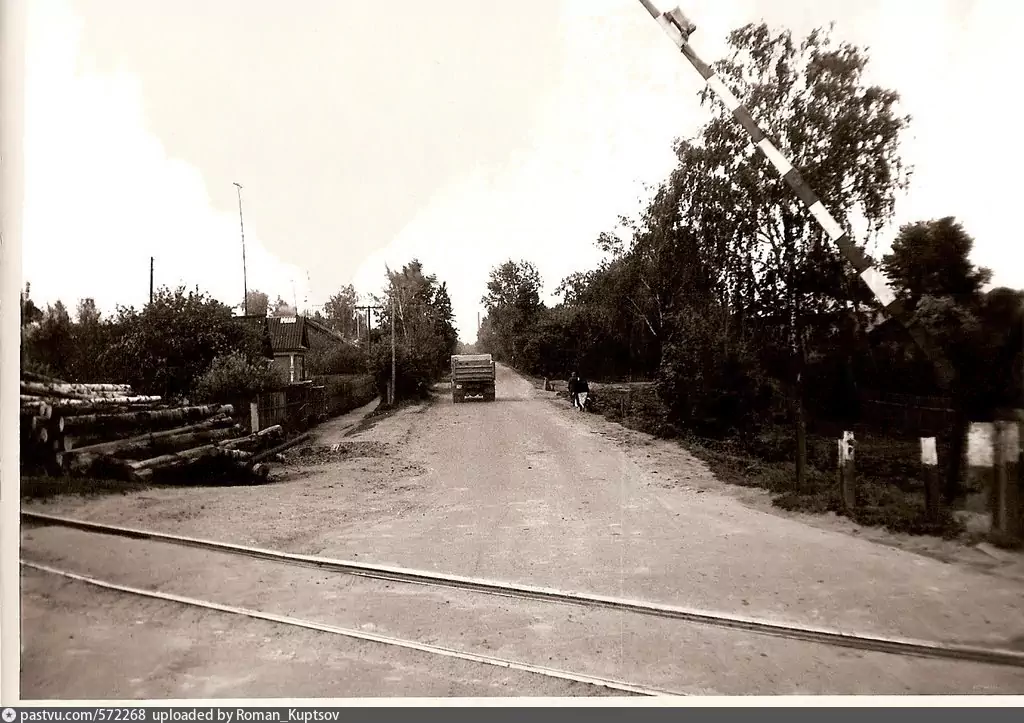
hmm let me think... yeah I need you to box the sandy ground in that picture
[20,365,1024,697]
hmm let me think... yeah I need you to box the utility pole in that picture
[356,305,382,348]
[233,182,248,316]
[149,257,154,305]
[390,291,396,406]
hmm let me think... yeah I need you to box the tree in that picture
[193,350,287,403]
[104,286,266,398]
[270,296,296,317]
[882,218,999,503]
[658,304,771,438]
[306,343,368,376]
[882,217,992,307]
[476,314,497,355]
[243,289,270,317]
[431,281,461,369]
[323,284,359,335]
[69,297,112,382]
[370,259,459,401]
[481,260,544,363]
[977,288,1024,411]
[76,298,102,325]
[668,23,912,486]
[20,282,43,327]
[22,300,74,379]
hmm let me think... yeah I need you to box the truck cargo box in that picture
[450,354,496,402]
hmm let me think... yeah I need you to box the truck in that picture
[450,354,496,403]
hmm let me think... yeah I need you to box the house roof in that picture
[267,316,309,352]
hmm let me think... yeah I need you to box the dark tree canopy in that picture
[480,260,544,362]
[882,217,992,306]
[368,259,459,400]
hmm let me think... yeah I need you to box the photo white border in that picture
[0,0,1020,709]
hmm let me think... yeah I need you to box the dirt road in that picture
[20,364,1024,697]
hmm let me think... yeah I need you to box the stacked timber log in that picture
[19,373,285,483]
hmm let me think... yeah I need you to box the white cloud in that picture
[22,0,311,317]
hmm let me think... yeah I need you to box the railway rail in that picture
[22,560,670,697]
[21,511,1024,673]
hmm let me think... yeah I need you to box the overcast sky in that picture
[21,0,1021,342]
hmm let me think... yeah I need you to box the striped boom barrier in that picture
[636,2,955,390]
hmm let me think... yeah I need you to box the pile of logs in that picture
[19,372,288,483]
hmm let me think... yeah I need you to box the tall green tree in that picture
[20,282,44,328]
[69,297,112,382]
[243,289,270,317]
[370,260,459,400]
[882,217,998,502]
[75,298,101,325]
[23,301,74,379]
[882,217,992,307]
[431,281,460,368]
[666,22,912,485]
[481,260,544,364]
[323,284,359,335]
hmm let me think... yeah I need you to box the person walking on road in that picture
[576,374,590,411]
[568,372,580,409]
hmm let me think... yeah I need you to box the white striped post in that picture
[837,430,856,511]
[636,2,956,390]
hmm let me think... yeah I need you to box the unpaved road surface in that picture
[21,365,1024,697]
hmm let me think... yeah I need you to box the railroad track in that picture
[20,510,1024,694]
[22,560,670,697]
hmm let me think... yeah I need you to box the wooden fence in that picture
[313,374,377,418]
[249,375,376,433]
[858,390,955,438]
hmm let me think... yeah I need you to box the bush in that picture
[657,307,776,438]
[102,287,268,398]
[368,345,437,402]
[307,343,368,376]
[193,351,287,403]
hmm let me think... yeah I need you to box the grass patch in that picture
[585,381,968,540]
[986,530,1024,551]
[20,474,148,502]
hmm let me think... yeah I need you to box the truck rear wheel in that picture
[484,386,495,402]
